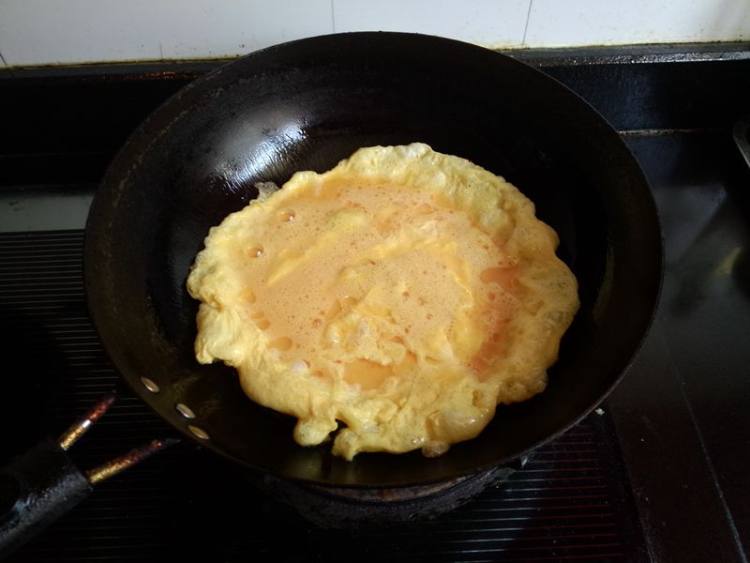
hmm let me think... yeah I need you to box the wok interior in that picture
[87,33,660,487]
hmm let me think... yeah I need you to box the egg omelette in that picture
[187,143,579,460]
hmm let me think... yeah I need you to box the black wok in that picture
[86,31,661,485]
[1,31,661,554]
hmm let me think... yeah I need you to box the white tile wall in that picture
[332,0,530,47]
[525,0,750,47]
[0,0,332,66]
[0,0,749,67]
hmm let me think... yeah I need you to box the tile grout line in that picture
[521,0,534,46]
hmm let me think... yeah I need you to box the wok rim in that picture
[84,31,663,488]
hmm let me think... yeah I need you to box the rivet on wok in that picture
[175,403,196,419]
[188,425,210,440]
[140,377,160,393]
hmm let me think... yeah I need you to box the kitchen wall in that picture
[1,0,749,67]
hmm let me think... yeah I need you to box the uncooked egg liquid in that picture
[242,181,518,387]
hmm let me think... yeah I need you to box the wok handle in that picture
[0,440,92,558]
[0,395,177,558]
